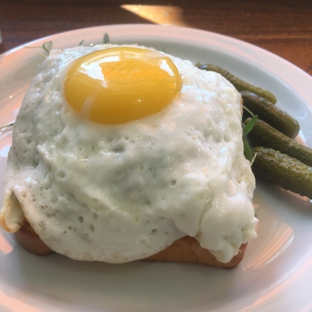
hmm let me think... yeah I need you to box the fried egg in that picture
[0,44,257,263]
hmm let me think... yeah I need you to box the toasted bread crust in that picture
[146,237,246,268]
[14,221,246,268]
[14,221,52,256]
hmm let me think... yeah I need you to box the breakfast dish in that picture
[0,43,257,267]
[0,24,312,312]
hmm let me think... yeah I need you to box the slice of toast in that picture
[146,237,247,268]
[14,221,52,256]
[14,221,246,268]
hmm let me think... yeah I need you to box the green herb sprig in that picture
[0,122,14,131]
[24,40,52,54]
[24,40,53,66]
[243,107,258,163]
[103,33,110,44]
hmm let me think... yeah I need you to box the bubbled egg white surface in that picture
[1,44,257,263]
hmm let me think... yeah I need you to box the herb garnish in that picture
[242,107,258,163]
[0,122,14,131]
[103,33,109,44]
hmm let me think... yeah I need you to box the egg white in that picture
[1,44,257,263]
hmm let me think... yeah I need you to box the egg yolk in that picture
[64,47,182,124]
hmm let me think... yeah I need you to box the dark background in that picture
[1,0,312,75]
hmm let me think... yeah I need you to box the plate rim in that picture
[1,23,312,312]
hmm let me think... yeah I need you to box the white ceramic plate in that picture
[1,24,312,312]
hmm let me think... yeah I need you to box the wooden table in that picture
[1,0,312,75]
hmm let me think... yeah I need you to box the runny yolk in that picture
[64,47,182,124]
